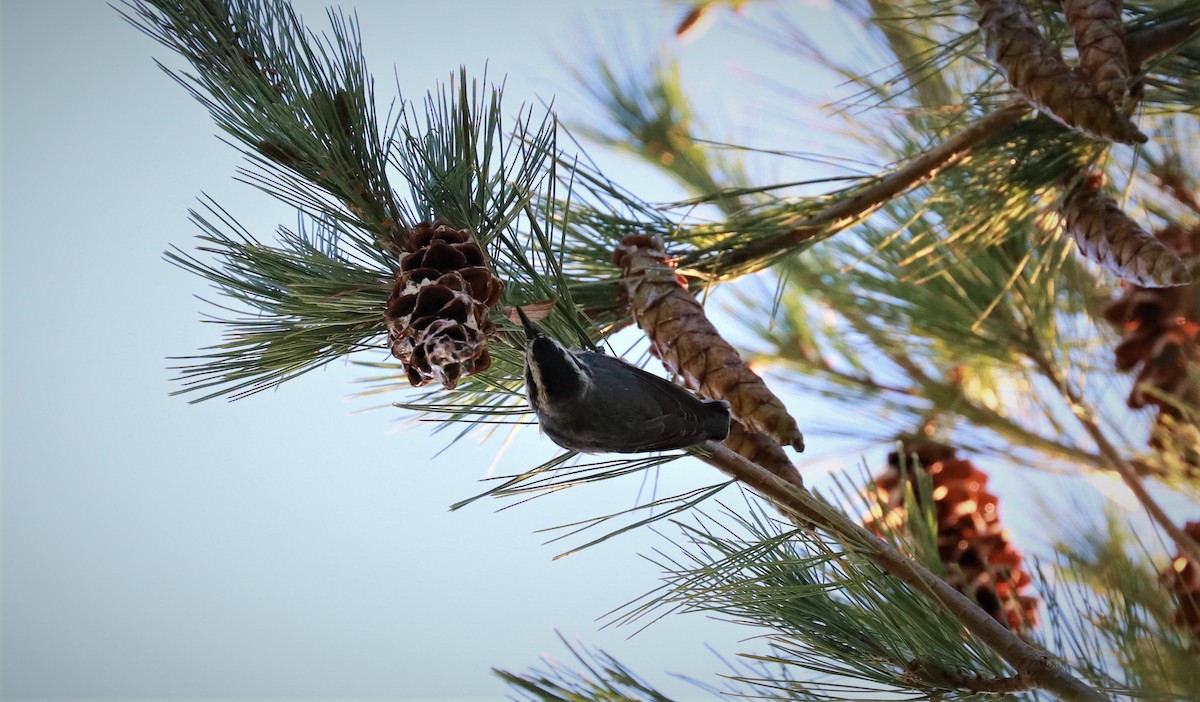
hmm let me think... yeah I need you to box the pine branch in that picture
[677,15,1199,274]
[879,346,1110,470]
[583,155,1102,694]
[165,200,391,401]
[675,102,1026,274]
[1145,150,1200,216]
[1055,512,1200,696]
[900,661,1033,694]
[693,441,1106,702]
[120,0,408,245]
[861,0,956,109]
[744,215,1129,476]
[126,0,568,402]
[1126,14,1200,68]
[618,505,1017,697]
[497,633,679,702]
[568,51,748,212]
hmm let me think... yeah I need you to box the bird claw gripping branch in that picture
[613,234,806,482]
[385,220,504,389]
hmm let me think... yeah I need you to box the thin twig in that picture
[1032,355,1200,566]
[706,102,1029,273]
[804,16,1197,243]
[802,102,1029,236]
[1087,419,1200,564]
[694,441,1107,702]
[1126,15,1200,68]
[847,313,1113,470]
[1146,156,1200,217]
[957,673,1033,694]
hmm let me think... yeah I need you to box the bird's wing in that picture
[579,351,723,451]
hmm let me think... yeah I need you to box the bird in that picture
[516,306,731,453]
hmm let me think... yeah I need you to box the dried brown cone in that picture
[384,220,504,389]
[975,0,1146,144]
[1103,223,1200,469]
[1061,0,1129,107]
[1061,173,1192,288]
[612,234,806,453]
[1159,520,1200,640]
[868,442,1039,632]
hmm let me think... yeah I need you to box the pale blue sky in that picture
[1,1,864,699]
[12,1,1180,700]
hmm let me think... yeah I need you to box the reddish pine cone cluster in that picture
[384,221,503,389]
[870,443,1038,632]
[1159,521,1200,641]
[1103,224,1200,458]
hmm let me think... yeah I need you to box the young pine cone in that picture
[1060,0,1129,107]
[613,234,806,453]
[612,234,804,485]
[1061,174,1191,288]
[975,0,1144,144]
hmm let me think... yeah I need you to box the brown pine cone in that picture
[1160,520,1200,640]
[724,421,803,487]
[869,442,1038,632]
[613,234,805,454]
[975,0,1145,144]
[1061,0,1129,107]
[1061,173,1191,288]
[384,220,504,389]
[1104,223,1200,470]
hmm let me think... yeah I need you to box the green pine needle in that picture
[614,504,1014,698]
[166,198,391,402]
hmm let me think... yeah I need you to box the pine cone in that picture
[1061,0,1129,107]
[613,235,806,454]
[1061,173,1192,288]
[1159,520,1200,640]
[869,442,1038,632]
[975,0,1145,144]
[384,220,504,389]
[1103,223,1200,469]
[724,421,802,486]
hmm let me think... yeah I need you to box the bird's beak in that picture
[515,306,541,340]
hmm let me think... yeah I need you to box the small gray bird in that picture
[516,307,731,453]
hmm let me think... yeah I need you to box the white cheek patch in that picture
[525,339,592,403]
[526,344,546,401]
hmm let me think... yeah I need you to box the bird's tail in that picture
[702,399,732,441]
